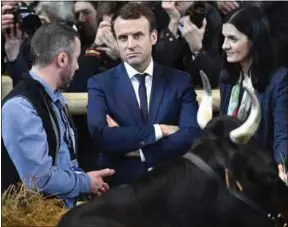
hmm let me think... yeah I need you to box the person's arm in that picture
[153,27,183,66]
[182,7,223,88]
[153,1,183,66]
[273,69,288,167]
[2,97,91,199]
[3,24,30,86]
[5,51,30,85]
[142,74,202,166]
[87,77,157,154]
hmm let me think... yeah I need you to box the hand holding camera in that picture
[2,5,15,31]
[3,23,24,62]
[94,21,120,60]
[2,5,23,62]
[216,1,239,15]
[94,21,111,46]
[162,1,181,37]
[2,2,41,36]
[162,1,181,22]
[181,16,207,53]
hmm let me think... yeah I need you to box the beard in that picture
[59,66,73,90]
[78,24,97,47]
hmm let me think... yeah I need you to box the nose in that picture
[222,38,230,51]
[78,13,86,23]
[127,36,136,49]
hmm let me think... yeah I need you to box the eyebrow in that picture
[117,31,144,38]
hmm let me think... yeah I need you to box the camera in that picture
[10,2,42,36]
[186,1,207,28]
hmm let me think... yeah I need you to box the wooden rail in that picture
[2,76,220,114]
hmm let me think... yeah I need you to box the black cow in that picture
[57,72,288,227]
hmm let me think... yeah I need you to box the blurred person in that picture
[2,1,77,87]
[1,23,115,205]
[87,3,201,186]
[35,1,76,25]
[154,1,223,88]
[74,1,98,48]
[86,2,128,64]
[220,6,288,184]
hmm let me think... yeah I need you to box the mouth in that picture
[126,53,140,58]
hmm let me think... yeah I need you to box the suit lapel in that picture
[149,63,167,124]
[116,64,143,125]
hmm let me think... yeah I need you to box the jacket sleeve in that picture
[273,68,288,167]
[2,97,91,199]
[153,27,183,66]
[87,76,157,155]
[142,74,202,166]
[5,52,30,86]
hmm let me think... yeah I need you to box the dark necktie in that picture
[135,74,148,125]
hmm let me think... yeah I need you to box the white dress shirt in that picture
[123,59,163,162]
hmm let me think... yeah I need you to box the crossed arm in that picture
[87,75,202,166]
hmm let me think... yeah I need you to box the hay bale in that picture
[2,184,68,226]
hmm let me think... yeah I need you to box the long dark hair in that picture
[222,6,275,92]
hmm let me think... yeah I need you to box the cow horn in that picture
[229,85,261,144]
[197,70,213,129]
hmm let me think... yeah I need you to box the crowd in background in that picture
[1,1,288,206]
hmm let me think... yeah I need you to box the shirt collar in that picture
[124,58,154,80]
[29,70,65,104]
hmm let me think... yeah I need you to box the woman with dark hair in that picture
[219,6,288,183]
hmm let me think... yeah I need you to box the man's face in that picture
[113,16,157,71]
[74,2,97,36]
[59,37,81,89]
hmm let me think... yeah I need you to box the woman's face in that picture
[222,23,252,64]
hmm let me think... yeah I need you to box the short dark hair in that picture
[30,23,79,67]
[111,3,157,37]
[222,6,275,91]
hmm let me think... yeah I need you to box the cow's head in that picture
[193,71,288,222]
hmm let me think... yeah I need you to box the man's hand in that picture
[94,21,111,46]
[97,30,120,60]
[2,5,14,31]
[3,24,23,62]
[162,0,181,37]
[182,16,207,53]
[216,1,239,15]
[87,168,115,196]
[106,115,119,127]
[162,1,181,22]
[159,124,179,137]
[278,164,288,186]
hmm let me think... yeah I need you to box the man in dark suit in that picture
[87,3,201,186]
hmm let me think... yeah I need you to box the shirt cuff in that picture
[154,124,163,141]
[140,125,163,162]
[139,149,146,162]
[80,173,91,194]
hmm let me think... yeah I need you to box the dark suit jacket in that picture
[219,67,288,167]
[87,62,201,185]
